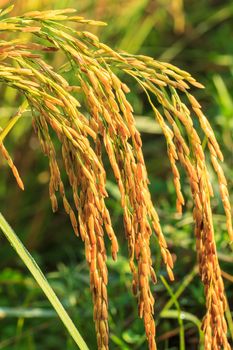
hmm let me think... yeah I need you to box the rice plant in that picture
[0,6,232,350]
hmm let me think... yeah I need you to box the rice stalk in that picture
[0,6,232,349]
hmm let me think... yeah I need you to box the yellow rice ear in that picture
[0,8,231,350]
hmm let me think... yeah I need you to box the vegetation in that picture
[0,2,232,350]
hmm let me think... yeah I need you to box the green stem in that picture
[160,309,204,348]
[160,276,185,350]
[160,265,198,314]
[0,213,89,350]
[0,100,28,143]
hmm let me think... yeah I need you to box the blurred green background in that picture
[0,1,232,349]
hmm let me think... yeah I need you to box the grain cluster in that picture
[0,6,232,350]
